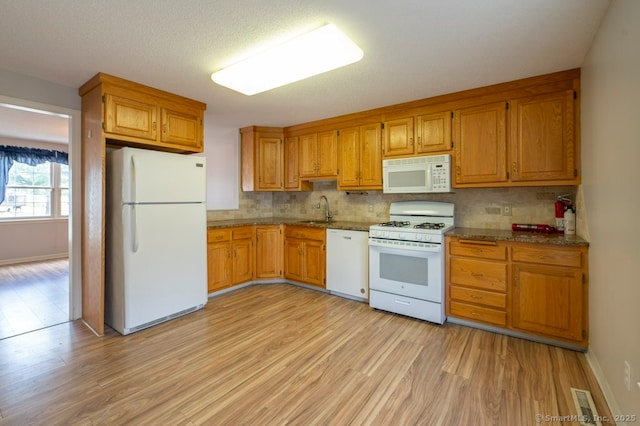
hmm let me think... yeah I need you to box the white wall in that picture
[0,219,68,264]
[0,69,79,110]
[203,123,239,210]
[581,0,640,415]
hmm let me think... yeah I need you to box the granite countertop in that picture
[207,217,375,232]
[446,227,589,247]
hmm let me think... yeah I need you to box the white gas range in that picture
[368,201,455,324]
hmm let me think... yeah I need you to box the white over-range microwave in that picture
[382,154,451,194]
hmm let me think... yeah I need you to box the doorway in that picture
[0,95,81,338]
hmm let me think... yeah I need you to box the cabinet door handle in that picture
[512,162,517,174]
[470,294,483,299]
[471,272,484,278]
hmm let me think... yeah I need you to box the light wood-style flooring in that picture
[0,283,612,425]
[0,259,69,340]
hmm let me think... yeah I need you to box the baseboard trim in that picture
[0,253,68,266]
[585,350,624,423]
[446,316,587,351]
[207,279,338,299]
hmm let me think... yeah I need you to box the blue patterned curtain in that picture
[0,145,68,204]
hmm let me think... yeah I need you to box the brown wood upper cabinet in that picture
[337,123,383,190]
[82,73,206,153]
[299,130,338,179]
[509,90,577,182]
[284,136,312,192]
[383,110,452,158]
[241,126,284,191]
[453,102,508,185]
[453,90,578,187]
[243,70,580,191]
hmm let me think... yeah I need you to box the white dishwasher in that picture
[326,228,369,301]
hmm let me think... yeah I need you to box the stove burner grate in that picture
[414,222,446,230]
[378,221,410,227]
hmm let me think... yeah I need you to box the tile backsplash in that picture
[207,181,577,232]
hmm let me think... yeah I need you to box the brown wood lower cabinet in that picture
[284,226,326,288]
[447,239,508,327]
[446,236,588,347]
[511,245,587,344]
[207,227,254,293]
[255,225,283,278]
[207,224,325,292]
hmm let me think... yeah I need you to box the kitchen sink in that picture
[296,220,333,225]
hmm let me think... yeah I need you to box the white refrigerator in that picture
[105,147,208,335]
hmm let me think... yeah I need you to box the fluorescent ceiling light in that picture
[211,24,364,96]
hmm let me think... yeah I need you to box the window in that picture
[0,161,69,219]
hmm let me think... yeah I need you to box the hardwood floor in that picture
[0,283,613,425]
[0,259,69,339]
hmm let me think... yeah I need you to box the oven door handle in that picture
[368,239,442,253]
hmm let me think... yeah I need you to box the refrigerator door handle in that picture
[130,155,137,203]
[131,205,139,253]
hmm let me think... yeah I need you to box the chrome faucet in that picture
[318,195,333,222]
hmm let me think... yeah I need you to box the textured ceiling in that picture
[0,0,611,142]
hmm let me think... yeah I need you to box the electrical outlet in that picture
[284,203,289,210]
[502,205,512,216]
[368,204,374,213]
[625,361,631,391]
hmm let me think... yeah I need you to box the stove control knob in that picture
[383,231,389,238]
[415,234,423,241]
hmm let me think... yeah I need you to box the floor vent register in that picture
[570,387,602,426]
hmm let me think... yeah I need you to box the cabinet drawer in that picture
[285,226,325,241]
[449,301,507,326]
[449,239,506,260]
[511,245,583,268]
[208,228,231,243]
[449,257,507,291]
[231,226,254,240]
[449,286,506,309]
